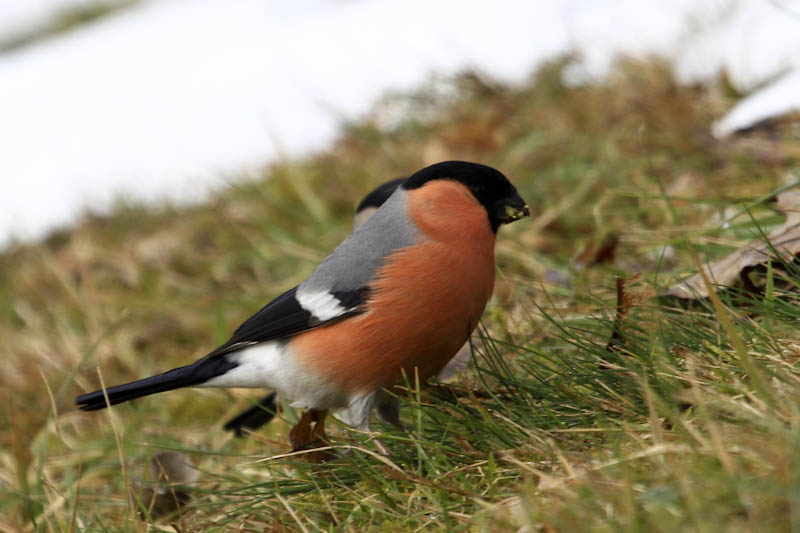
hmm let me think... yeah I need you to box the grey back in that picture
[299,188,419,295]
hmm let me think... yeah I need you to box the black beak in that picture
[494,193,530,226]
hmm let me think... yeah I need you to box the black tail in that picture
[75,356,237,411]
[223,392,279,437]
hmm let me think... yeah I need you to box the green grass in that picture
[1,58,799,531]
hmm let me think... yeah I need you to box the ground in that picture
[1,59,799,531]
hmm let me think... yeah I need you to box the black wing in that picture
[206,286,368,358]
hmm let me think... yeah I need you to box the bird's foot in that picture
[289,409,334,463]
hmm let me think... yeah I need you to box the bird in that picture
[222,175,473,437]
[75,161,529,455]
[223,176,406,437]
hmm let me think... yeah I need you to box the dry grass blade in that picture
[605,273,655,355]
[690,251,773,405]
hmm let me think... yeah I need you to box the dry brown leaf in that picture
[667,189,800,299]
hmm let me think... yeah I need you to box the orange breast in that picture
[291,180,497,393]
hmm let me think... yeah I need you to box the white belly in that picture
[200,341,350,410]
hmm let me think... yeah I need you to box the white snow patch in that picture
[713,69,800,138]
[0,0,799,244]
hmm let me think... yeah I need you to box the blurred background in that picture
[1,0,798,246]
[4,1,800,530]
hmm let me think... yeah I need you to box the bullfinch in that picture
[75,161,529,454]
[223,176,406,436]
[223,175,472,436]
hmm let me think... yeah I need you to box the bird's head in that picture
[402,161,529,232]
